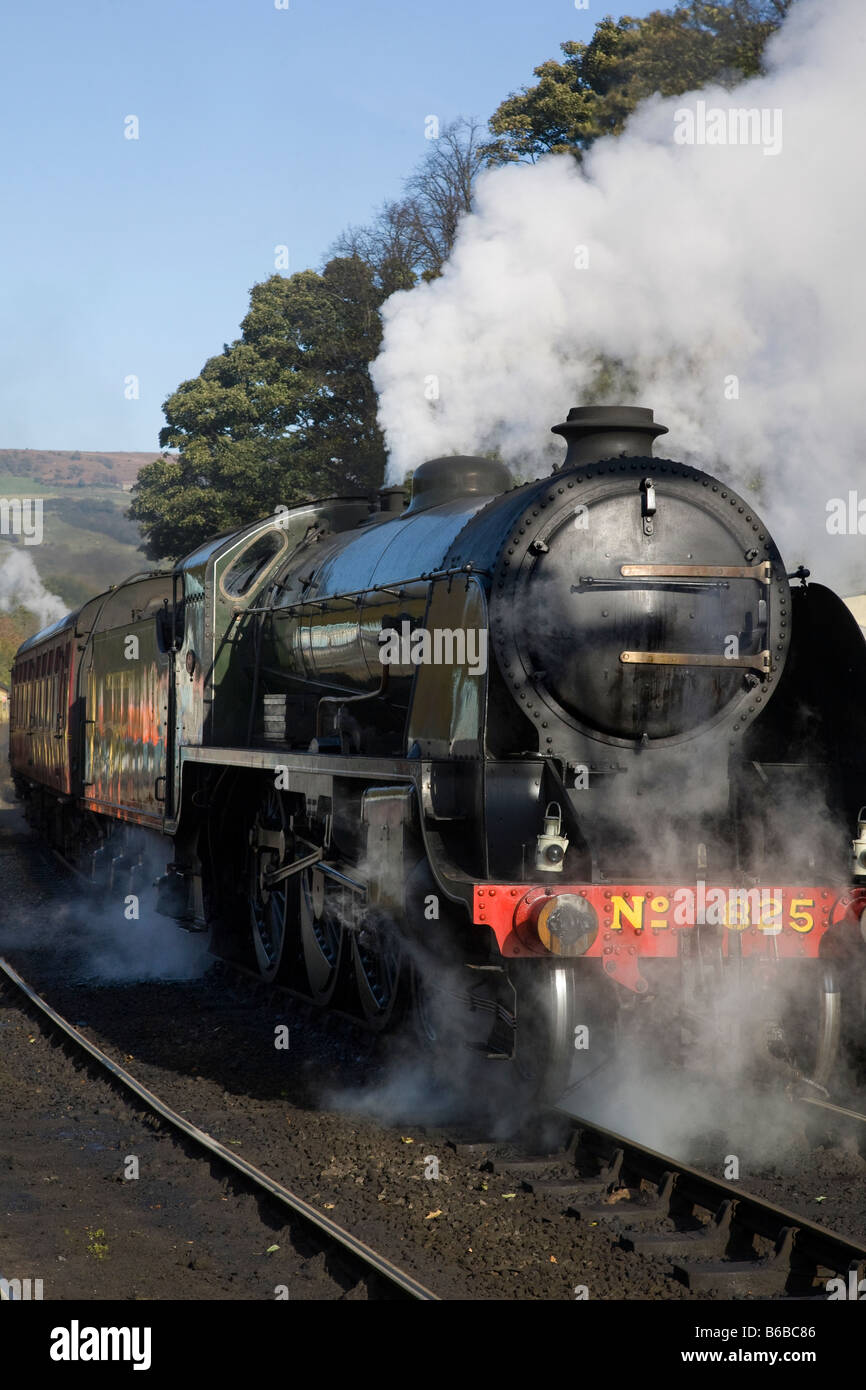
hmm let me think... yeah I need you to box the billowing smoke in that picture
[0,549,67,629]
[373,0,866,591]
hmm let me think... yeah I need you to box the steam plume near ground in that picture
[0,774,207,983]
[0,896,209,984]
[0,549,67,629]
[0,874,209,985]
[373,0,866,591]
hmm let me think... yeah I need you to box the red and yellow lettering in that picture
[724,889,752,929]
[649,895,670,929]
[610,895,645,933]
[789,898,814,933]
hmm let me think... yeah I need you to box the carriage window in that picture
[222,532,286,598]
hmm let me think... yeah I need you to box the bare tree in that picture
[331,200,423,296]
[403,117,487,275]
[330,117,487,290]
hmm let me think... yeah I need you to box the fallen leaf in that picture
[401,1137,414,1144]
[815,1195,827,1203]
[266,1244,280,1254]
[502,1193,516,1200]
[425,1210,442,1220]
[550,1256,557,1263]
[324,1203,335,1210]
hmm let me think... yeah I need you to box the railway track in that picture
[178,956,866,1296]
[445,1112,866,1297]
[5,933,866,1299]
[0,956,438,1302]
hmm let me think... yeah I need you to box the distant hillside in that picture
[0,450,187,684]
[0,449,171,489]
[0,451,166,671]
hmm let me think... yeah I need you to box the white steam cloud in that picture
[0,549,67,629]
[373,0,866,592]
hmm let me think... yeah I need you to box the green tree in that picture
[129,257,386,560]
[484,1,792,164]
[0,608,40,688]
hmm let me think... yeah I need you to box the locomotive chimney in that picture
[378,484,408,514]
[551,405,668,469]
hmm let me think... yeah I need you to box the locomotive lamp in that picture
[535,802,569,873]
[852,807,866,879]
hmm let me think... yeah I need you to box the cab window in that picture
[221,532,286,599]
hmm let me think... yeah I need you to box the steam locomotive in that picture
[10,406,866,1098]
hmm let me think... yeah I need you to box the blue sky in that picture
[0,0,661,451]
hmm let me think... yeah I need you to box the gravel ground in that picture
[2,759,865,1301]
[0,990,376,1301]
